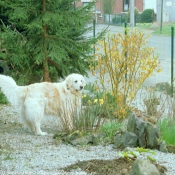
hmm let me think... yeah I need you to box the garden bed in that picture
[0,104,175,175]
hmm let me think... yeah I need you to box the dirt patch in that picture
[167,145,175,154]
[63,158,133,175]
[63,158,167,175]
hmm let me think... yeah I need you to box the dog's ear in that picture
[65,74,73,90]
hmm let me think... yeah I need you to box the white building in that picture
[157,0,175,22]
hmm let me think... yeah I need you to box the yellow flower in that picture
[82,94,86,98]
[94,99,98,103]
[99,99,104,105]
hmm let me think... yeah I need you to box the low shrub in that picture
[141,9,155,23]
[112,17,121,24]
[112,15,126,24]
[90,30,161,119]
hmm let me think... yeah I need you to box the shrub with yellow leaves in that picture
[89,29,161,119]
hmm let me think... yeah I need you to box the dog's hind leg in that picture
[24,98,47,135]
[19,106,33,133]
[30,120,47,136]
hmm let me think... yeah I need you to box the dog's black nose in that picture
[80,86,83,90]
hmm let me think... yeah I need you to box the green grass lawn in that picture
[136,23,152,28]
[134,22,175,36]
[153,23,175,36]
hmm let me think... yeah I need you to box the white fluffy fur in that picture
[0,73,86,135]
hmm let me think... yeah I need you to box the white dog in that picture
[0,73,86,135]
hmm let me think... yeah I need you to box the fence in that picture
[99,13,156,26]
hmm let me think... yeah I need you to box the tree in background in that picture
[101,0,116,23]
[0,0,103,83]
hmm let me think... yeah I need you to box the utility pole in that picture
[130,0,135,27]
[160,0,163,32]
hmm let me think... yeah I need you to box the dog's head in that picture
[65,73,86,93]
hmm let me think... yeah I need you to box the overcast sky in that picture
[144,0,157,13]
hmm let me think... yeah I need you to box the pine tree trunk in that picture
[42,0,50,82]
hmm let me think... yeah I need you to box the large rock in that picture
[69,136,91,146]
[127,113,161,149]
[159,140,168,153]
[113,131,138,149]
[69,134,100,146]
[145,122,160,149]
[132,159,160,175]
[127,113,147,147]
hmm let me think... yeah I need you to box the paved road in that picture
[86,24,175,86]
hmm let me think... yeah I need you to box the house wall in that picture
[135,0,143,12]
[157,0,175,22]
[76,0,143,14]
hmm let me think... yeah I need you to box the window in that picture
[123,0,129,12]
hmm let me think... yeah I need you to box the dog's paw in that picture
[37,131,48,136]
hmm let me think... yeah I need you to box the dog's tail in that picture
[0,75,22,106]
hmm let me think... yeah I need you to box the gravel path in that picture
[0,105,175,175]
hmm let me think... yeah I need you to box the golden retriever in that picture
[0,73,86,135]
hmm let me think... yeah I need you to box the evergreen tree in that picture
[0,0,103,83]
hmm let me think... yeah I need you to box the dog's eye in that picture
[74,80,78,83]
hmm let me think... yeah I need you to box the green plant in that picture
[112,16,125,24]
[82,83,104,106]
[84,83,98,93]
[158,118,175,145]
[82,84,116,119]
[72,83,123,133]
[135,147,156,155]
[141,9,155,23]
[0,91,8,104]
[118,148,156,161]
[118,150,140,160]
[99,121,123,143]
[73,104,105,133]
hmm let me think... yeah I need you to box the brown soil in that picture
[63,158,167,175]
[167,145,175,154]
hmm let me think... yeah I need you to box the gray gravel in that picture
[0,105,175,175]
